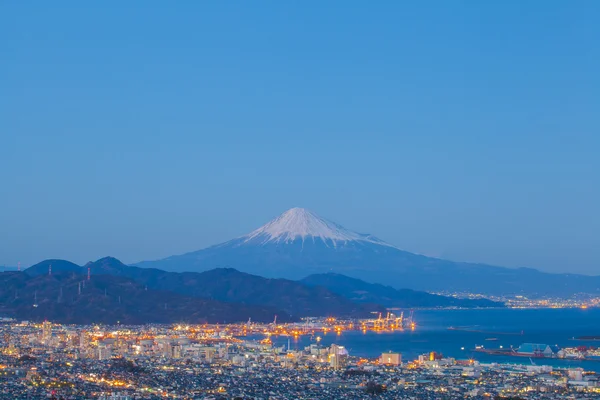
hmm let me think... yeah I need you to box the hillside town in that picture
[1,319,599,399]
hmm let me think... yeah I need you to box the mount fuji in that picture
[136,208,600,296]
[137,208,406,278]
[240,207,394,248]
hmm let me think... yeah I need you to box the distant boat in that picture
[485,338,499,341]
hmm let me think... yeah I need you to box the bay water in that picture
[264,308,600,372]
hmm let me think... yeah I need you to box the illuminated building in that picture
[42,321,52,344]
[380,352,401,365]
[329,344,348,370]
[98,343,113,360]
[79,330,88,349]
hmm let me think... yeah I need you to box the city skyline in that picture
[3,3,600,399]
[2,2,599,273]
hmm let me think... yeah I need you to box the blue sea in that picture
[263,308,600,372]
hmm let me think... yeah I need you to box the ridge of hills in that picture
[0,271,288,325]
[21,257,501,325]
[22,258,384,321]
[85,257,384,318]
[301,273,502,308]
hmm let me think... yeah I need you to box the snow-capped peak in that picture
[241,207,395,247]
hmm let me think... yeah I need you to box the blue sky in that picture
[1,1,599,273]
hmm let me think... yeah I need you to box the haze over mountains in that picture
[137,208,600,297]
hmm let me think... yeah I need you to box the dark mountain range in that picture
[82,257,384,318]
[0,271,288,325]
[23,257,499,319]
[26,259,82,276]
[301,273,503,308]
[135,208,600,297]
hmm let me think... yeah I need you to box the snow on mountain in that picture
[134,207,600,297]
[240,207,395,247]
[136,207,406,277]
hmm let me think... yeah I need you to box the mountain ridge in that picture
[301,273,503,308]
[135,208,600,296]
[84,258,385,318]
[0,270,290,324]
[23,257,501,319]
[25,257,386,318]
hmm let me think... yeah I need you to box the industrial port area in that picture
[474,343,600,362]
[1,317,600,399]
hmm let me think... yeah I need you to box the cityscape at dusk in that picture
[2,1,599,399]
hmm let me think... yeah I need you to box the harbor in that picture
[474,343,600,362]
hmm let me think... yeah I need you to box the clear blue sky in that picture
[1,1,598,273]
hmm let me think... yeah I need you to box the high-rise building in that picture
[173,345,182,359]
[42,321,52,344]
[379,352,401,365]
[329,344,348,370]
[79,331,88,349]
[98,344,112,360]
